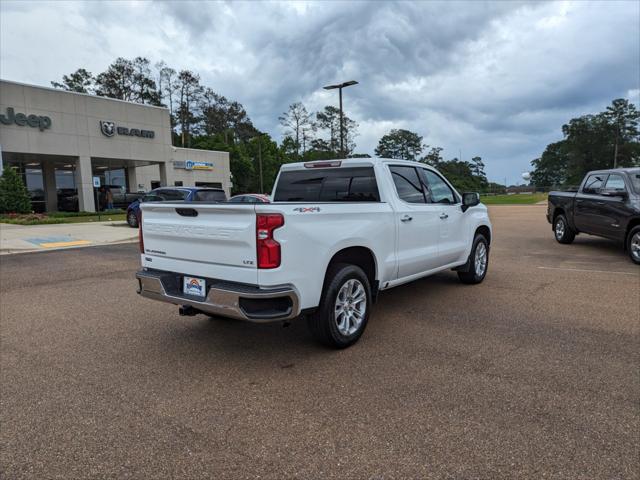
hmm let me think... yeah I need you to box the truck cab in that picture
[136,158,493,347]
[547,168,640,263]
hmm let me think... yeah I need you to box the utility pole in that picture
[323,80,358,158]
[258,135,264,194]
[339,88,344,158]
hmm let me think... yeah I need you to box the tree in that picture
[530,141,569,188]
[470,156,486,179]
[51,68,94,93]
[279,102,314,160]
[200,89,258,144]
[131,57,161,105]
[157,63,178,129]
[176,70,203,147]
[422,146,444,166]
[434,159,485,192]
[531,98,640,188]
[0,167,31,214]
[316,106,358,156]
[375,129,424,161]
[95,57,136,101]
[604,98,640,168]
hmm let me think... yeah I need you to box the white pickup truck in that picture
[136,158,492,348]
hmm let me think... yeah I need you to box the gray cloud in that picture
[1,0,638,184]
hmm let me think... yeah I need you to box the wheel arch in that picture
[624,218,640,250]
[323,246,378,300]
[475,224,491,245]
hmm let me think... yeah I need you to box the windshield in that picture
[192,190,227,202]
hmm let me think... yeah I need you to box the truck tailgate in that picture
[140,203,258,285]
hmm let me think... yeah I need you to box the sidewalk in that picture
[0,221,138,254]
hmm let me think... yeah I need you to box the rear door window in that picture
[273,167,380,202]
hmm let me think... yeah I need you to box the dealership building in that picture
[0,79,231,212]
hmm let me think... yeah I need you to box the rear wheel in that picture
[627,226,640,265]
[307,264,371,348]
[127,210,139,228]
[458,234,489,284]
[553,214,575,244]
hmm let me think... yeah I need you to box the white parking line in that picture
[537,266,639,276]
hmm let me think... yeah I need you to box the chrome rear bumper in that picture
[136,269,300,323]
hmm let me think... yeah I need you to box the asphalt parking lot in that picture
[1,205,638,479]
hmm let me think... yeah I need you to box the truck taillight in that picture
[256,214,284,269]
[138,211,144,254]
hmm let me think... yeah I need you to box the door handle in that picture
[401,215,413,222]
[439,213,449,220]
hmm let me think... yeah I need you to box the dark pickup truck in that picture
[547,168,640,264]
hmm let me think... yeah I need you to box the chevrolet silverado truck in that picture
[136,158,492,348]
[547,167,640,264]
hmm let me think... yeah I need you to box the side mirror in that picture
[461,192,480,212]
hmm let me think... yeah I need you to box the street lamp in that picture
[323,80,358,158]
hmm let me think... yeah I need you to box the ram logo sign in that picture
[100,121,115,137]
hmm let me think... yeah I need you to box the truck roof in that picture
[279,157,440,172]
[586,167,640,175]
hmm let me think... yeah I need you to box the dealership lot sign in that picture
[174,160,214,171]
[100,120,155,139]
[0,107,51,131]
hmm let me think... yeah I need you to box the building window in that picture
[174,181,183,186]
[195,182,222,188]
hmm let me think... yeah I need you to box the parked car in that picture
[229,193,271,203]
[547,167,640,264]
[58,185,143,212]
[136,158,492,348]
[126,187,227,228]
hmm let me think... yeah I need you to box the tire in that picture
[627,226,640,265]
[127,210,139,228]
[307,264,372,349]
[458,234,489,284]
[553,214,575,244]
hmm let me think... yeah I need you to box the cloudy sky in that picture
[1,0,638,184]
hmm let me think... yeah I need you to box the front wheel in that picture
[458,234,489,284]
[307,264,372,348]
[127,210,139,228]
[553,214,575,244]
[627,226,640,265]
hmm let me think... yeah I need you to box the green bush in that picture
[0,167,32,214]
[48,209,124,218]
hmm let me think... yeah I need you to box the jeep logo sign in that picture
[0,107,51,131]
[99,120,155,139]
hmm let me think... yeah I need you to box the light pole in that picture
[323,80,358,158]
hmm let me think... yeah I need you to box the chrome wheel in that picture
[555,217,565,240]
[334,279,367,336]
[474,242,487,277]
[631,232,640,261]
